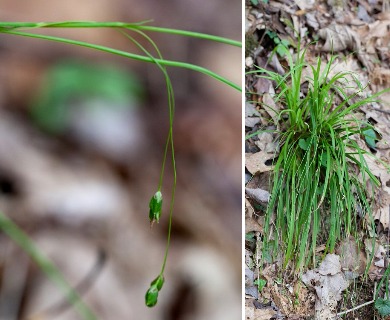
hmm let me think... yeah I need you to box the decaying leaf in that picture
[261,93,279,124]
[245,197,263,233]
[336,236,366,278]
[245,305,276,320]
[362,155,390,189]
[246,102,261,128]
[364,237,387,276]
[302,254,349,320]
[245,188,271,203]
[245,151,275,175]
[255,131,278,153]
[318,23,360,52]
[246,198,255,216]
[246,215,263,233]
[245,266,259,299]
[373,190,390,229]
[295,0,315,10]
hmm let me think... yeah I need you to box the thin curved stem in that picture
[0,29,240,91]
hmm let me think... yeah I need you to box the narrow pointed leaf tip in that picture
[149,191,163,224]
[145,275,164,307]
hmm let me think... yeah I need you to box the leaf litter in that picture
[246,0,390,318]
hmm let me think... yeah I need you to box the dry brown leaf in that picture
[255,77,273,95]
[245,188,271,203]
[371,67,390,87]
[245,152,275,175]
[295,0,315,10]
[245,216,263,233]
[364,238,387,279]
[245,198,255,217]
[336,236,366,276]
[318,253,342,276]
[245,306,276,320]
[262,93,280,124]
[246,102,261,128]
[254,132,278,153]
[362,154,390,189]
[373,190,390,229]
[302,254,349,320]
[364,19,390,40]
[318,23,360,52]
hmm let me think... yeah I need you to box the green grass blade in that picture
[0,212,96,319]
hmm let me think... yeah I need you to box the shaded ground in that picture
[0,2,241,320]
[245,0,390,319]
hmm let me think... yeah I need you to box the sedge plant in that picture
[253,44,389,272]
[0,20,241,318]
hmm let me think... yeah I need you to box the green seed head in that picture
[145,284,159,307]
[151,275,164,291]
[149,191,163,224]
[145,274,164,307]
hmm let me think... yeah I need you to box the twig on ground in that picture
[336,283,377,317]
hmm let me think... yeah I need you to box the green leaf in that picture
[280,39,290,47]
[250,0,259,4]
[276,44,289,57]
[254,278,267,292]
[363,128,377,149]
[375,298,390,316]
[298,138,309,151]
[149,191,163,224]
[265,30,277,40]
[245,232,255,241]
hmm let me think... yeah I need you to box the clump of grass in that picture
[256,45,388,271]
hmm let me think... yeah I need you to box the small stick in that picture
[336,283,377,317]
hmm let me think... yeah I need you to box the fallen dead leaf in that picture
[362,154,390,189]
[295,0,315,10]
[245,152,275,175]
[364,237,386,274]
[245,266,259,299]
[245,305,276,320]
[302,254,349,320]
[245,216,263,233]
[255,77,273,95]
[245,198,255,217]
[262,93,279,124]
[245,188,271,204]
[336,236,366,277]
[254,131,278,153]
[373,190,390,229]
[318,23,360,52]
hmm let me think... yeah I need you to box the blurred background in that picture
[0,1,241,320]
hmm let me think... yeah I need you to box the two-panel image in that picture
[0,1,388,319]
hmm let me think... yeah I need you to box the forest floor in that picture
[245,0,390,319]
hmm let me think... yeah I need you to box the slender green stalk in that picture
[123,28,177,306]
[0,21,241,47]
[0,212,96,319]
[0,27,240,91]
